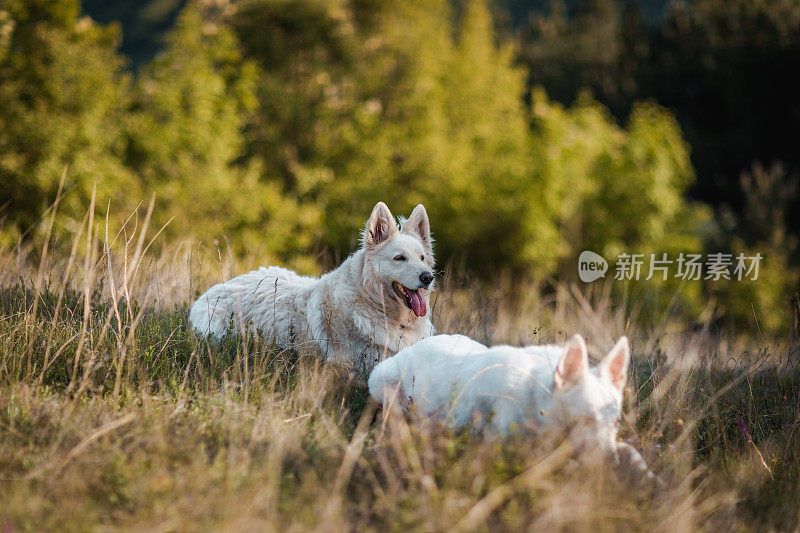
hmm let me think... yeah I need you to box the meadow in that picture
[2,0,800,529]
[1,210,798,531]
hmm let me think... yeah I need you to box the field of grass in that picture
[1,217,799,531]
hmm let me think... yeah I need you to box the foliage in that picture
[517,0,800,218]
[0,0,796,330]
[229,0,694,278]
[126,2,320,271]
[317,0,560,274]
[0,0,134,244]
[516,0,800,329]
[708,164,799,333]
[530,92,701,259]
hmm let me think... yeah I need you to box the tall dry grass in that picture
[1,201,798,531]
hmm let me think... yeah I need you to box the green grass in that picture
[1,247,799,531]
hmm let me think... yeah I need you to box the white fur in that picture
[368,334,631,458]
[189,202,436,372]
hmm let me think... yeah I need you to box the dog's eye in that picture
[420,255,425,261]
[394,255,407,261]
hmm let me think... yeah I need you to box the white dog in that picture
[368,334,631,457]
[189,202,436,372]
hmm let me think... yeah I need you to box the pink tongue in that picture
[408,289,426,317]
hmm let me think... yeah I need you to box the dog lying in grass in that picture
[189,201,436,373]
[369,334,661,483]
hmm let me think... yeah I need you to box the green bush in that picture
[0,0,134,245]
[3,0,793,331]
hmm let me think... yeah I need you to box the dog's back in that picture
[367,334,488,396]
[368,334,561,431]
[369,334,630,448]
[189,266,316,344]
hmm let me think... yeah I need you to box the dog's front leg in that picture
[617,442,664,488]
[615,441,665,488]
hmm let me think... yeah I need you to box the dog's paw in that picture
[615,441,665,489]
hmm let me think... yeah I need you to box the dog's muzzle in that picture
[392,281,427,317]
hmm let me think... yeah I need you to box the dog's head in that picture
[551,335,630,460]
[362,201,435,318]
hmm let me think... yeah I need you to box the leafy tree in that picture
[0,0,134,243]
[126,2,319,271]
[229,0,557,273]
[228,0,697,281]
[318,0,560,274]
[318,0,456,252]
[0,0,748,329]
[521,0,800,265]
[529,89,708,316]
[436,0,560,273]
[230,0,356,198]
[641,0,800,331]
[708,164,799,334]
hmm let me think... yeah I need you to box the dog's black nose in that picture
[419,271,434,286]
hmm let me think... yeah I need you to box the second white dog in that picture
[368,333,631,457]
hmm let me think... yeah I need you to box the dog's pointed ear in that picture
[554,334,588,390]
[364,201,398,248]
[600,336,630,392]
[403,204,432,249]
